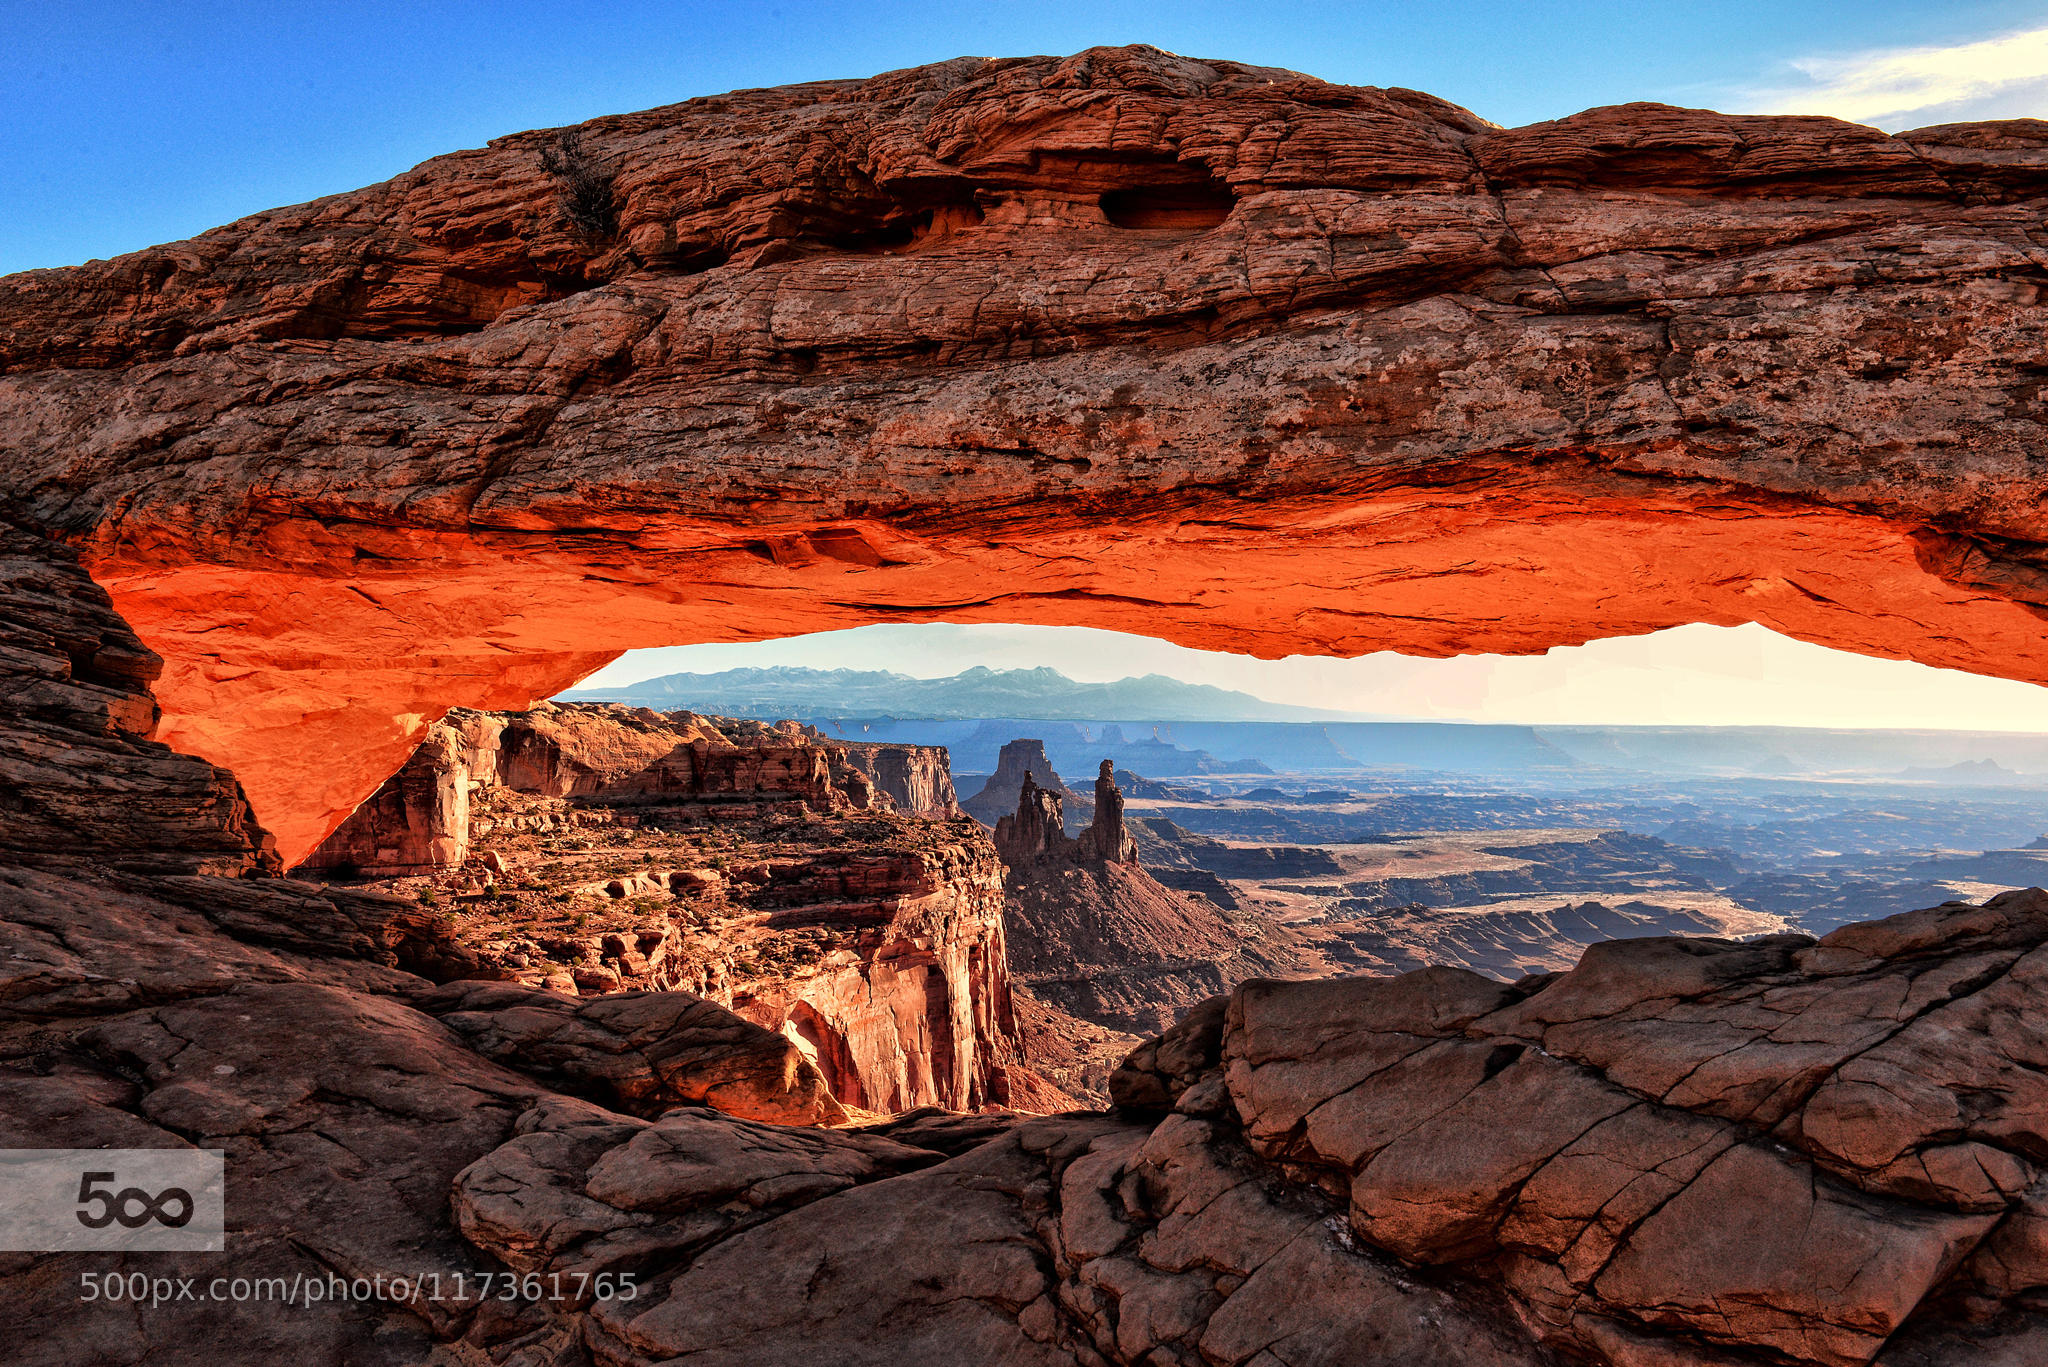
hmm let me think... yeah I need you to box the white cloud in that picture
[1737,24,2048,129]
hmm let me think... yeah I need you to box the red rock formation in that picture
[14,46,2048,1365]
[11,50,2048,863]
[966,738,1090,831]
[302,703,889,873]
[420,980,848,1127]
[1101,893,2048,1367]
[992,770,1071,863]
[299,722,471,873]
[837,740,960,817]
[10,461,2048,1362]
[303,700,1029,1113]
[1010,986,1144,1104]
[0,529,864,1364]
[994,759,1135,867]
[1076,759,1139,864]
[995,759,1312,1033]
[420,893,2048,1367]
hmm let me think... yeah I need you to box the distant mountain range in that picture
[560,665,1361,722]
[560,666,2048,784]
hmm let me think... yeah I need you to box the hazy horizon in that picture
[574,622,2048,734]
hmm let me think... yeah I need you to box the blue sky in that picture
[11,1,2048,726]
[8,0,2048,273]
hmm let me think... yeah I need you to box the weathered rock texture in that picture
[1099,893,2048,1367]
[11,43,2048,1367]
[12,49,2048,863]
[410,892,2048,1367]
[1079,759,1141,864]
[303,701,1035,1113]
[11,493,2048,1363]
[997,758,1137,868]
[994,769,1077,863]
[838,740,960,817]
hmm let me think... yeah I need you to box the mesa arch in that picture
[4,45,2048,866]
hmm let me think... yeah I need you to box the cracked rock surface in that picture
[380,891,2048,1367]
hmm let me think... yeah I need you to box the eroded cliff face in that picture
[7,49,2048,863]
[302,704,885,873]
[836,739,960,817]
[301,701,1034,1114]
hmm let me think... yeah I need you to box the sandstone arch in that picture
[5,46,2048,864]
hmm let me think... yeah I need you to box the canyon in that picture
[301,707,1319,1110]
[301,701,1040,1115]
[7,42,2048,1367]
[991,752,1316,1036]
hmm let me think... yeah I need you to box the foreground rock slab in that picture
[402,890,2048,1367]
[1164,893,2048,1367]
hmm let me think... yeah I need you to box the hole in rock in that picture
[827,194,987,253]
[1100,183,1235,230]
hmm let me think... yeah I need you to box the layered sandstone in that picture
[11,50,2048,863]
[302,700,1035,1113]
[419,980,847,1126]
[1102,893,2048,1367]
[838,740,960,817]
[301,703,887,874]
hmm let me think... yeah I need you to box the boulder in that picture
[420,980,848,1126]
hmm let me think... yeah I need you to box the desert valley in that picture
[302,664,2048,1118]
